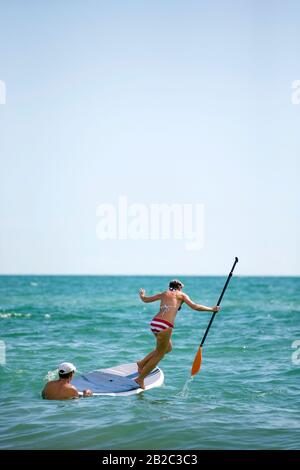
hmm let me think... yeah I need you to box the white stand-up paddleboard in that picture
[72,363,164,396]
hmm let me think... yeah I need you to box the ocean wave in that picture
[0,312,32,319]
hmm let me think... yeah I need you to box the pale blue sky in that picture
[0,0,299,275]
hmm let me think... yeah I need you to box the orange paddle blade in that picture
[191,346,203,376]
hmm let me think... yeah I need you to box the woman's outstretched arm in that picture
[182,293,220,312]
[139,288,162,303]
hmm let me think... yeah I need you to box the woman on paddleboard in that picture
[135,280,220,389]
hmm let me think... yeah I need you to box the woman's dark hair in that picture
[169,279,184,291]
[58,371,74,379]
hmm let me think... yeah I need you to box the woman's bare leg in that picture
[135,329,172,389]
[137,338,172,372]
[137,350,156,373]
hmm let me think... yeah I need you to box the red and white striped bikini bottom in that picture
[150,317,174,334]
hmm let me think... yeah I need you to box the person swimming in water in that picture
[135,279,220,389]
[42,362,93,400]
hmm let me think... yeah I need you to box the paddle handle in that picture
[200,257,238,348]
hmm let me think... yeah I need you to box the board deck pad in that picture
[71,362,164,396]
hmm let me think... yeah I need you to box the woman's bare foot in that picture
[134,377,145,390]
[137,361,143,374]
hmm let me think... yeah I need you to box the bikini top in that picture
[160,302,182,313]
[166,287,183,310]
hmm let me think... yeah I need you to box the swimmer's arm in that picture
[77,390,93,398]
[182,294,220,312]
[69,385,93,398]
[68,385,80,399]
[139,289,162,303]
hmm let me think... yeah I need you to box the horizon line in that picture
[0,273,299,277]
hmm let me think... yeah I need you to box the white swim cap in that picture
[58,362,76,375]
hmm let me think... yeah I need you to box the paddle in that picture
[191,257,239,376]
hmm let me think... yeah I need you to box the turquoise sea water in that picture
[0,275,299,450]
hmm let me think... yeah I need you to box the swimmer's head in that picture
[169,279,184,291]
[58,362,76,379]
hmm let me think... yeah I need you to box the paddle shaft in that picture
[200,257,238,348]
